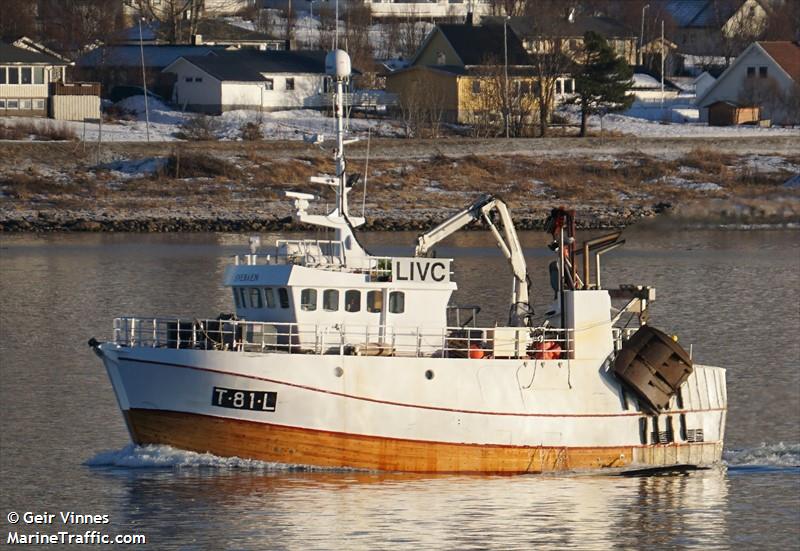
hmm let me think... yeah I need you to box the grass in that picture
[0,120,78,141]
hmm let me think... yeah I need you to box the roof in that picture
[0,41,67,65]
[434,24,532,66]
[77,45,221,68]
[758,41,800,82]
[484,15,636,40]
[171,50,328,81]
[116,19,280,43]
[663,0,765,29]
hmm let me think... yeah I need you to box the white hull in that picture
[99,344,726,473]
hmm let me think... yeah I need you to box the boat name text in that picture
[234,274,259,282]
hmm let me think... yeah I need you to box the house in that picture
[75,45,223,99]
[123,0,255,22]
[1,39,100,121]
[483,13,638,66]
[697,40,800,125]
[662,0,771,57]
[630,70,682,102]
[694,70,717,98]
[385,22,555,126]
[359,0,492,20]
[163,49,329,113]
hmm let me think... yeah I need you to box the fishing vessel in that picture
[90,50,727,473]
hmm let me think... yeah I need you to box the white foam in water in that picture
[85,444,356,471]
[723,442,800,467]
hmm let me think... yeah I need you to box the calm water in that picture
[1,228,798,549]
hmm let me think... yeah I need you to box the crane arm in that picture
[414,194,531,326]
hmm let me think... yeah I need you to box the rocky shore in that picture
[1,137,798,232]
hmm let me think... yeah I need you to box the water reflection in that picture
[87,469,731,550]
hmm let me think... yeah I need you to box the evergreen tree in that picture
[569,31,634,137]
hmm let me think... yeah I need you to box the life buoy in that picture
[533,341,562,360]
[469,343,485,359]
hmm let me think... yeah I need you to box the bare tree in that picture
[761,0,800,41]
[129,0,203,43]
[398,9,431,60]
[343,4,376,87]
[398,72,447,139]
[0,0,38,39]
[37,0,125,56]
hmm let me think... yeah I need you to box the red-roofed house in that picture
[696,41,800,125]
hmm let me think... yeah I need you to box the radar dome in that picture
[325,50,351,79]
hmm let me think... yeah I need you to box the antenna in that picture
[335,0,339,50]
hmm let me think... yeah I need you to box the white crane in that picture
[414,194,532,326]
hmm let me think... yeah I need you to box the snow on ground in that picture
[584,111,800,138]
[656,176,723,191]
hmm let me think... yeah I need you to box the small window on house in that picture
[759,66,767,78]
[389,291,405,314]
[249,287,263,308]
[264,78,274,90]
[556,80,562,94]
[367,290,382,313]
[263,287,276,308]
[533,82,541,96]
[520,81,530,94]
[0,68,6,85]
[195,76,203,82]
[278,287,290,308]
[569,39,579,49]
[20,99,31,110]
[7,100,18,109]
[185,76,193,82]
[33,67,44,84]
[436,50,446,64]
[345,290,361,312]
[472,80,481,94]
[323,289,339,311]
[34,99,45,110]
[21,67,32,84]
[301,288,317,311]
[8,67,19,84]
[285,77,294,90]
[747,66,755,77]
[564,79,574,94]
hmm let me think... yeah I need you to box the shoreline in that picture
[2,137,798,233]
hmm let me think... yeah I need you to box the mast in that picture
[326,49,351,221]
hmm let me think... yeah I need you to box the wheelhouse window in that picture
[263,287,276,308]
[233,288,241,308]
[389,291,405,314]
[323,289,339,311]
[249,288,263,308]
[278,288,290,309]
[237,287,248,308]
[301,288,317,311]
[367,290,382,313]
[345,290,361,312]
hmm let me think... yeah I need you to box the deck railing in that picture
[112,317,573,360]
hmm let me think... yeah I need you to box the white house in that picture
[693,71,717,99]
[696,41,800,125]
[164,49,329,113]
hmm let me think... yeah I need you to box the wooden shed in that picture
[707,100,760,126]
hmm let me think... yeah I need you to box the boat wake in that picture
[723,442,800,471]
[85,444,360,472]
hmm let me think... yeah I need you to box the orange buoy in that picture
[469,344,485,359]
[533,341,562,360]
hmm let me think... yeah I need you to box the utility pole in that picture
[139,17,151,143]
[504,16,509,139]
[660,19,665,108]
[640,3,649,65]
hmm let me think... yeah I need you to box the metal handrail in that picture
[112,317,575,360]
